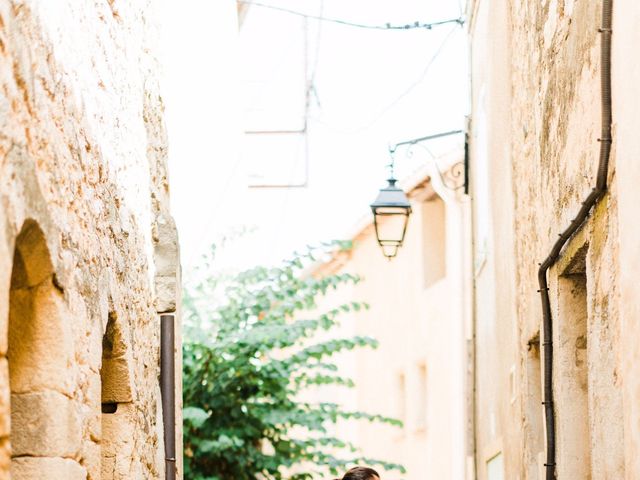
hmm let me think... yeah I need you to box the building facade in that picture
[312,0,640,478]
[0,1,181,479]
[469,0,640,478]
[311,157,472,479]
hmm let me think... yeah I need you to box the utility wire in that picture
[238,1,464,31]
[188,151,245,267]
[306,0,324,110]
[309,24,461,135]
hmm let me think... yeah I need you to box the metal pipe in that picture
[161,314,177,480]
[537,2,612,478]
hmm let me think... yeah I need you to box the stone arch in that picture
[100,308,135,479]
[7,219,84,478]
[100,311,134,411]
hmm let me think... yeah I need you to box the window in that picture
[422,196,446,288]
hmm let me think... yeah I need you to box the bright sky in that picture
[162,0,468,272]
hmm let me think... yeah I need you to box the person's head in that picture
[339,466,380,480]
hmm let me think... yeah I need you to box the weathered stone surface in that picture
[101,403,137,480]
[0,360,9,438]
[11,457,86,480]
[613,2,640,475]
[153,214,180,313]
[8,280,74,396]
[84,372,102,443]
[101,356,134,404]
[80,440,101,480]
[155,276,179,314]
[469,0,631,478]
[10,391,81,458]
[0,0,182,478]
[100,313,135,406]
[11,224,54,288]
[0,437,9,478]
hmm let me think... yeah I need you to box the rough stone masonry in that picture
[0,1,181,479]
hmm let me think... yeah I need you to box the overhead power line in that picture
[309,24,461,135]
[238,1,465,30]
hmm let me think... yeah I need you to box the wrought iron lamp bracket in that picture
[387,129,468,196]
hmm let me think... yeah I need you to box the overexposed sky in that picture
[162,0,468,271]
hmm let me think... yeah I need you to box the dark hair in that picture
[337,466,380,480]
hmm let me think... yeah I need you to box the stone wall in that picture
[509,1,624,478]
[470,0,639,478]
[0,1,180,479]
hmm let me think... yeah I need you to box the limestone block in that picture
[101,403,136,458]
[0,437,9,478]
[11,457,86,480]
[80,440,101,480]
[0,272,8,357]
[87,321,104,376]
[101,404,136,479]
[8,281,74,396]
[153,214,179,276]
[100,454,116,480]
[155,276,178,314]
[11,391,81,458]
[85,373,102,442]
[153,214,179,313]
[0,359,9,437]
[101,356,133,403]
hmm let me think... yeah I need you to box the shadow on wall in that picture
[6,219,84,477]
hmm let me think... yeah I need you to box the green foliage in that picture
[182,243,405,480]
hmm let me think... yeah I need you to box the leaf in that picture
[183,406,210,428]
[182,241,404,479]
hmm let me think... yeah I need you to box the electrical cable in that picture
[271,2,324,252]
[306,0,324,110]
[238,0,464,31]
[309,24,461,135]
[187,151,245,267]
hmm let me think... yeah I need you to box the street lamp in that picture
[370,177,412,259]
[370,129,466,259]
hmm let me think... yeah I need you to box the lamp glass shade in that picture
[380,243,400,258]
[374,210,409,243]
[370,178,412,258]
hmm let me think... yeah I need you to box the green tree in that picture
[182,243,404,480]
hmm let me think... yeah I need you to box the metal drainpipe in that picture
[161,314,177,480]
[537,1,613,479]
